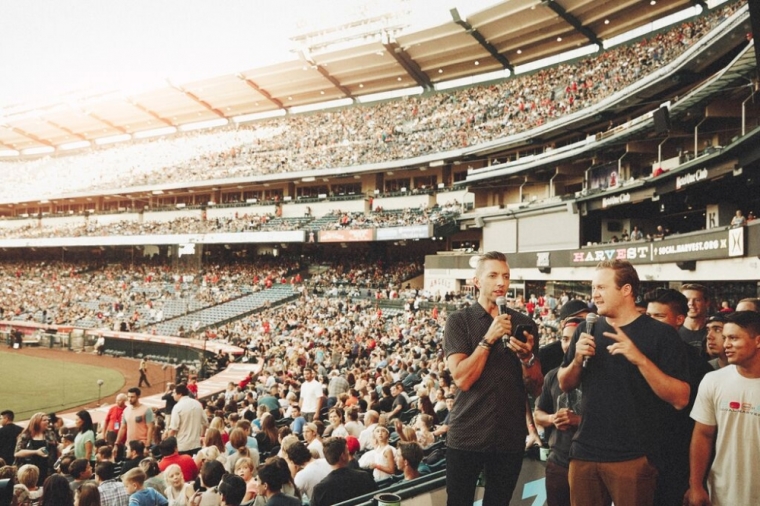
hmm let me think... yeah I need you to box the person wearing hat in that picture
[705,314,728,370]
[540,300,590,374]
[534,317,583,506]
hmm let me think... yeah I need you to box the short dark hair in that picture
[398,441,424,468]
[158,437,178,457]
[645,288,688,317]
[127,387,141,396]
[726,310,760,336]
[322,437,347,465]
[257,457,291,492]
[70,458,90,479]
[200,460,225,488]
[0,410,13,421]
[95,461,116,481]
[284,441,312,466]
[218,474,247,506]
[128,440,145,456]
[174,384,189,397]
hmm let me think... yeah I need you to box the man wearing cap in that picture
[540,300,589,374]
[535,317,583,506]
[705,315,728,369]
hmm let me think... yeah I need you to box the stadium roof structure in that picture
[0,0,701,153]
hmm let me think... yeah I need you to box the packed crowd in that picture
[0,1,745,204]
[0,203,462,241]
[0,286,458,506]
[0,258,300,332]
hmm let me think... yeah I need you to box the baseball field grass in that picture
[0,349,125,419]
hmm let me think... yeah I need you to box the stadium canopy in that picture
[0,0,697,154]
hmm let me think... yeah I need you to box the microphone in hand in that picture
[582,313,598,368]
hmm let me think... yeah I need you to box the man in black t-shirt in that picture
[387,382,409,419]
[558,260,690,506]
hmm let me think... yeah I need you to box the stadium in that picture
[0,0,758,505]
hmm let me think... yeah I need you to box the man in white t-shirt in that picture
[286,440,331,502]
[300,367,324,422]
[685,311,760,506]
[166,383,208,454]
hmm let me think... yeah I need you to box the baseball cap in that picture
[345,436,360,455]
[707,314,727,324]
[559,300,588,321]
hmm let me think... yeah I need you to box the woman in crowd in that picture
[208,417,229,445]
[255,414,279,455]
[226,428,254,474]
[40,474,74,506]
[193,428,227,470]
[415,414,436,449]
[323,408,348,438]
[73,411,96,463]
[16,464,42,504]
[139,458,167,497]
[76,482,101,506]
[14,413,58,486]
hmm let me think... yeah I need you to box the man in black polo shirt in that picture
[444,251,543,506]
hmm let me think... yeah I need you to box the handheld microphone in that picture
[495,296,509,315]
[496,296,509,346]
[582,313,598,368]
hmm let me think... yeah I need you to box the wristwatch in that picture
[520,353,536,367]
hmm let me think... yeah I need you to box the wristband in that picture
[520,353,536,367]
[478,339,492,350]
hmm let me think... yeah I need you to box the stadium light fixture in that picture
[21,146,55,156]
[232,109,286,124]
[178,118,229,132]
[290,98,354,114]
[59,140,91,151]
[95,133,132,146]
[134,126,177,139]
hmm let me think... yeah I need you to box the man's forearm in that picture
[558,361,582,392]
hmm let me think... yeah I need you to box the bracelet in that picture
[520,353,536,367]
[478,339,492,350]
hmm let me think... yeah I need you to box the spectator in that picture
[217,474,247,506]
[285,441,331,503]
[685,310,760,506]
[117,388,154,449]
[163,464,192,505]
[95,461,130,506]
[121,468,167,506]
[311,438,377,506]
[534,317,583,506]
[253,457,301,506]
[395,441,424,481]
[705,314,728,370]
[119,441,145,477]
[40,474,74,506]
[101,394,128,446]
[156,437,198,483]
[730,209,746,227]
[166,384,208,455]
[69,458,94,495]
[679,284,711,349]
[0,411,22,466]
[74,410,96,464]
[14,413,58,486]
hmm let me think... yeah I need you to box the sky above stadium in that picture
[0,0,500,107]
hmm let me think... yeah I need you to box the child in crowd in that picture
[234,457,257,504]
[164,463,192,506]
[122,468,168,506]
